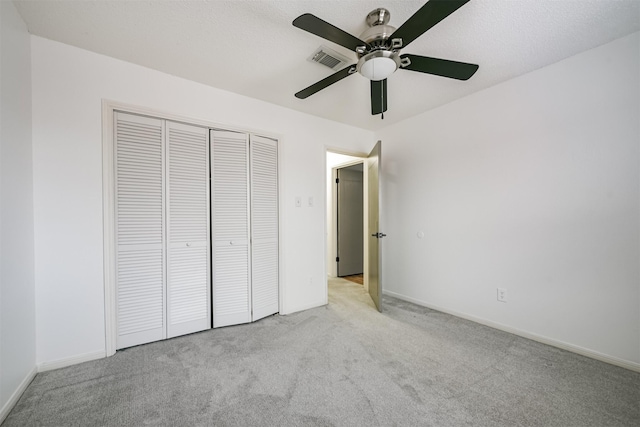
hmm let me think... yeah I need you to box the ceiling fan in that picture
[293,0,479,118]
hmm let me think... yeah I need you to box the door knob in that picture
[371,232,387,238]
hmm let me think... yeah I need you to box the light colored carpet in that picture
[4,277,639,426]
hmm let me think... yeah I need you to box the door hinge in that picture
[336,256,339,262]
[336,178,339,184]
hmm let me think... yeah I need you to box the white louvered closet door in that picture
[211,130,252,328]
[166,121,211,338]
[115,112,166,349]
[250,135,279,321]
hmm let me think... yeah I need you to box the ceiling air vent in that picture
[307,46,352,70]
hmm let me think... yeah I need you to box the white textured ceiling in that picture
[14,0,640,130]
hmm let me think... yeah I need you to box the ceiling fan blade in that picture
[400,54,478,80]
[293,13,369,52]
[390,0,471,49]
[371,79,388,115]
[295,65,356,99]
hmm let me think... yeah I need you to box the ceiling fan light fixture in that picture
[357,50,401,81]
[292,1,479,115]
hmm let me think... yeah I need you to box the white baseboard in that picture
[0,366,37,424]
[1,351,106,422]
[383,290,640,373]
[280,299,327,316]
[37,350,106,373]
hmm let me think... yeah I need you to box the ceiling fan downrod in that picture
[366,8,391,27]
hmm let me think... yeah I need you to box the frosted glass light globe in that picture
[359,56,398,81]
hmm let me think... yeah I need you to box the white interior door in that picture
[367,141,383,312]
[250,135,279,321]
[166,121,211,338]
[211,130,252,327]
[115,112,166,349]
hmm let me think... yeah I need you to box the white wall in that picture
[0,0,36,419]
[31,36,374,365]
[376,32,640,368]
[26,20,640,372]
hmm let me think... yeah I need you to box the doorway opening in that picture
[326,151,366,289]
[325,143,383,312]
[336,163,364,279]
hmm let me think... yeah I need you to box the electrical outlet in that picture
[295,196,301,207]
[497,288,507,303]
[308,196,314,207]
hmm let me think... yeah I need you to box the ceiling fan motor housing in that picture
[357,8,401,81]
[361,8,396,49]
[360,24,397,49]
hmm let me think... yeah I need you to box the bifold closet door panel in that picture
[115,112,166,349]
[211,130,251,328]
[250,135,279,321]
[166,121,211,338]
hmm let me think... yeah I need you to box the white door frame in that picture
[102,100,283,356]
